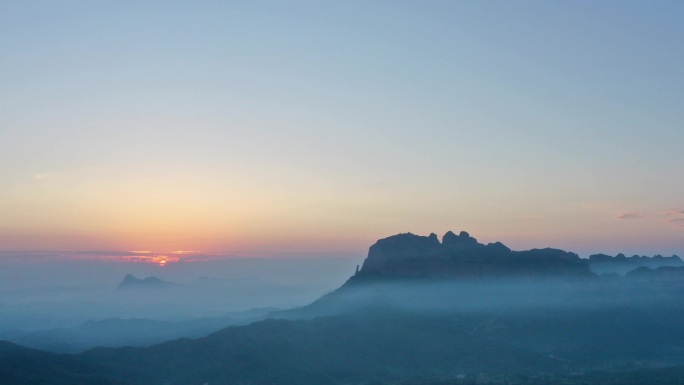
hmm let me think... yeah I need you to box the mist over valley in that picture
[2,1,683,383]
[3,231,684,384]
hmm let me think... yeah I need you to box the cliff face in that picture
[357,231,592,280]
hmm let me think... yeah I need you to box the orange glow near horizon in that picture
[121,254,180,266]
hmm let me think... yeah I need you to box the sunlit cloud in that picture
[121,254,180,266]
[177,254,239,262]
[0,250,242,265]
[671,218,684,228]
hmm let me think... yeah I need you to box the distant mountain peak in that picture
[588,253,684,275]
[117,274,177,289]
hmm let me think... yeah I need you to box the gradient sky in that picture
[1,1,683,257]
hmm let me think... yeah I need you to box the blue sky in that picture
[1,1,683,256]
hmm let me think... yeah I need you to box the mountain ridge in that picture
[352,231,592,281]
[589,252,683,275]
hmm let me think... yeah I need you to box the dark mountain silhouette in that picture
[278,232,681,320]
[116,274,178,289]
[2,231,684,385]
[0,340,139,385]
[589,253,683,275]
[79,312,567,385]
[352,231,592,280]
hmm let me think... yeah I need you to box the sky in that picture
[1,1,683,258]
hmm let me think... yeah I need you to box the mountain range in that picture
[2,231,684,385]
[589,252,683,275]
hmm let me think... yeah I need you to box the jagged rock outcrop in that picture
[354,231,592,280]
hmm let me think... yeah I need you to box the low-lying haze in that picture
[0,252,359,330]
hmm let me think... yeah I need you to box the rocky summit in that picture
[353,231,592,280]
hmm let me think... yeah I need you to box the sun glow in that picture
[120,254,180,266]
